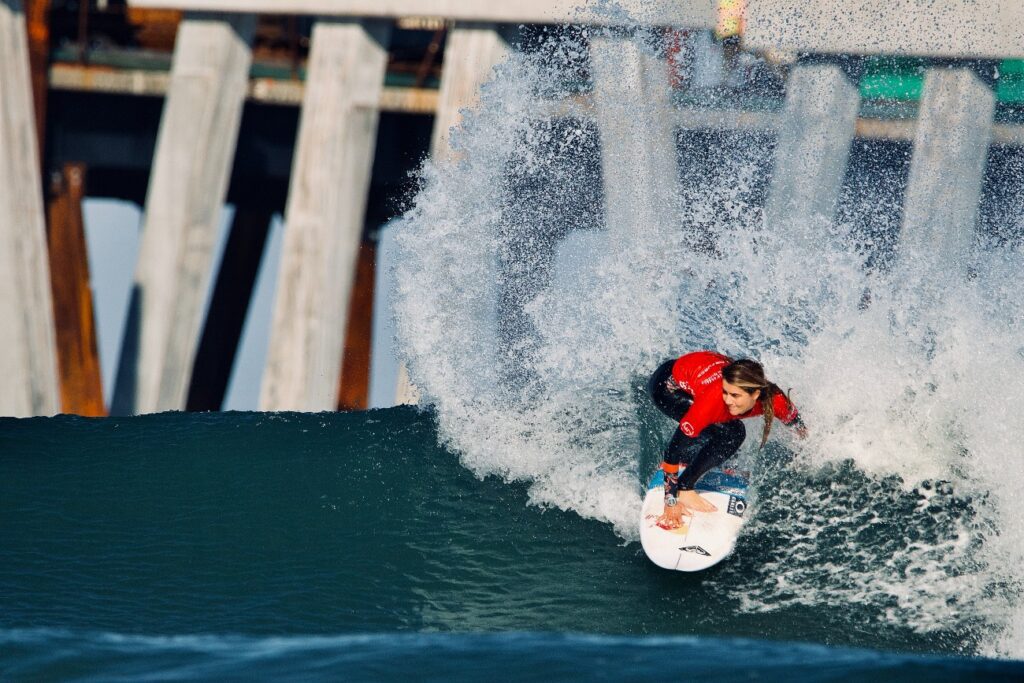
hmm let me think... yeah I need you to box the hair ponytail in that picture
[758,382,788,449]
[723,359,788,449]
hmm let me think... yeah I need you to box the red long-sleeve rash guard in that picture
[671,351,799,437]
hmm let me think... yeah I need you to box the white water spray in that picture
[393,3,1024,655]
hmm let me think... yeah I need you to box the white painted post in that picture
[430,23,512,160]
[0,0,60,417]
[763,64,859,240]
[590,32,680,241]
[113,13,255,415]
[899,69,995,276]
[260,19,391,412]
[393,22,512,406]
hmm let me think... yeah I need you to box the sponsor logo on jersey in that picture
[727,495,746,517]
[681,422,695,436]
[679,545,710,556]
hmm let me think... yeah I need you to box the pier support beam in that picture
[112,13,255,415]
[899,69,994,279]
[590,32,680,241]
[431,23,512,160]
[260,19,391,412]
[337,239,376,411]
[394,22,512,406]
[24,0,49,158]
[0,0,60,417]
[762,64,859,240]
[47,163,105,416]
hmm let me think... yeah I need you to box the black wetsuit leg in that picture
[666,421,745,491]
[646,359,746,494]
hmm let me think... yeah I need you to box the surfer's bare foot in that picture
[679,490,717,513]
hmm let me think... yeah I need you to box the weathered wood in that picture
[127,0,717,27]
[899,69,995,276]
[46,163,105,416]
[0,0,60,417]
[763,65,859,239]
[112,13,255,415]
[337,239,376,412]
[186,207,272,412]
[260,19,390,412]
[23,0,48,159]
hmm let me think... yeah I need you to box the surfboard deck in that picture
[639,467,750,571]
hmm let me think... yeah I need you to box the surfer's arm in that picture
[789,413,808,438]
[773,393,807,438]
[662,461,681,497]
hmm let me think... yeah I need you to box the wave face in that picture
[0,411,1002,656]
[391,5,1024,657]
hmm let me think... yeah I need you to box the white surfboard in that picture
[639,467,750,571]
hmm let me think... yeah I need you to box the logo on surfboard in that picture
[727,496,746,517]
[679,545,711,556]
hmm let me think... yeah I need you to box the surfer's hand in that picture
[656,504,685,530]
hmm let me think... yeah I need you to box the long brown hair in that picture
[722,358,787,449]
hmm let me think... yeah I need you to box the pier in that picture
[2,0,1023,416]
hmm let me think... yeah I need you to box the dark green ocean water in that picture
[2,409,1022,680]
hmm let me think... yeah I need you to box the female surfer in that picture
[646,351,806,528]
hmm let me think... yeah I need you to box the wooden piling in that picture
[260,19,391,412]
[112,13,255,415]
[23,0,49,159]
[336,239,376,412]
[46,163,105,416]
[0,0,60,417]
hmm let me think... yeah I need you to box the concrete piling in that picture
[0,0,60,417]
[112,13,255,415]
[393,22,513,406]
[590,32,680,240]
[260,19,391,412]
[899,69,995,275]
[762,64,860,240]
[430,23,512,160]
